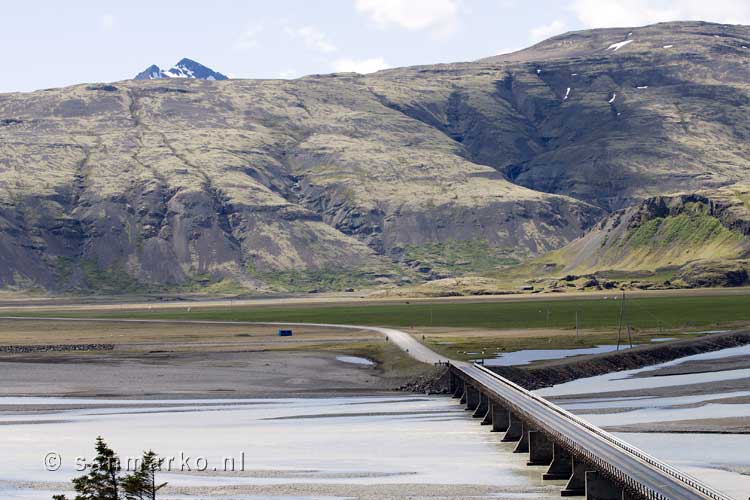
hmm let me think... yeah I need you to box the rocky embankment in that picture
[0,344,114,354]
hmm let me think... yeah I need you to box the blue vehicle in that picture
[277,329,293,337]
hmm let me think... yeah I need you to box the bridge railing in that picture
[465,363,733,500]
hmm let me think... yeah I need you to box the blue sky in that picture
[2,0,748,92]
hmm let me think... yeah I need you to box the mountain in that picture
[542,184,750,284]
[134,58,228,81]
[0,21,748,294]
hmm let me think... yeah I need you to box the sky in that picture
[2,0,749,92]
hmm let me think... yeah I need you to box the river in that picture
[0,395,562,500]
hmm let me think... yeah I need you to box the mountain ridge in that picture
[0,21,748,294]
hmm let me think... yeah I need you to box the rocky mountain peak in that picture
[134,58,228,81]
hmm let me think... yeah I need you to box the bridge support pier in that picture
[527,430,554,465]
[513,424,530,453]
[491,405,509,432]
[450,374,463,398]
[464,385,480,411]
[561,459,586,496]
[584,471,624,500]
[473,393,489,418]
[543,443,573,480]
[480,402,493,425]
[502,412,523,442]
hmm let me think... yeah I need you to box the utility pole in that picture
[627,322,634,348]
[624,293,633,348]
[616,290,625,350]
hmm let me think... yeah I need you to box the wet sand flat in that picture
[0,350,408,399]
[0,396,563,500]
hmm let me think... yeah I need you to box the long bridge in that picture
[0,316,737,500]
[448,361,734,500]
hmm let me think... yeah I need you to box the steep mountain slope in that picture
[0,73,597,293]
[545,183,750,276]
[372,21,749,211]
[0,21,748,293]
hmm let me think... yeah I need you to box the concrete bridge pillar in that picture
[584,471,624,500]
[480,402,493,425]
[464,385,480,411]
[543,442,573,480]
[491,405,510,432]
[513,424,530,453]
[501,412,523,442]
[561,459,587,497]
[472,392,489,418]
[450,373,463,398]
[527,430,554,465]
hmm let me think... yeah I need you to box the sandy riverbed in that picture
[0,396,562,500]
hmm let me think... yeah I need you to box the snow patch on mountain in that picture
[134,58,228,81]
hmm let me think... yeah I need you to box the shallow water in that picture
[0,396,556,499]
[617,433,750,500]
[536,345,750,498]
[483,332,744,367]
[483,344,635,366]
[561,390,750,410]
[536,345,750,397]
[335,355,375,366]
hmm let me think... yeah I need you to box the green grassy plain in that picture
[12,293,750,332]
[4,292,749,364]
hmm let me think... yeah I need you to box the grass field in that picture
[5,292,749,363]
[9,293,750,332]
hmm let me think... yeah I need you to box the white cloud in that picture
[234,23,263,51]
[99,14,115,32]
[284,25,337,53]
[530,19,566,42]
[332,57,390,74]
[570,0,750,28]
[277,69,300,79]
[355,0,460,36]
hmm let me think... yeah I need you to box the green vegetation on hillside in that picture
[249,267,404,293]
[80,260,149,294]
[403,239,521,276]
[625,211,742,250]
[543,190,750,280]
